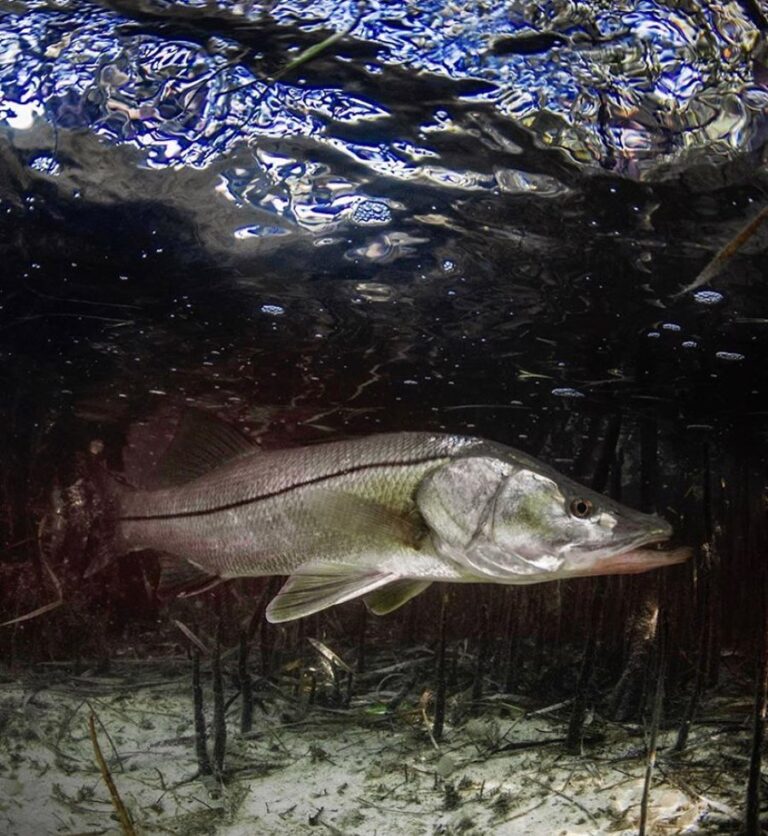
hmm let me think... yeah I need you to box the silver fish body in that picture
[93,422,687,622]
[120,432,475,582]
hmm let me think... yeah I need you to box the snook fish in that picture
[61,414,689,622]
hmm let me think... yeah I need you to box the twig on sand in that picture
[657,765,741,823]
[66,830,111,835]
[499,796,547,824]
[524,775,600,828]
[356,797,433,816]
[88,712,136,836]
[86,701,125,772]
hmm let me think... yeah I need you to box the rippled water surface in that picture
[0,0,766,583]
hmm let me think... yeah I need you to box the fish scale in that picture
[119,433,479,578]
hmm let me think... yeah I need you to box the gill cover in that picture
[416,456,569,579]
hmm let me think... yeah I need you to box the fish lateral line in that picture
[117,453,451,522]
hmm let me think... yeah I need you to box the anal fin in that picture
[157,555,223,599]
[265,564,396,623]
[364,579,432,616]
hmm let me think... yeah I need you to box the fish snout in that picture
[646,514,673,543]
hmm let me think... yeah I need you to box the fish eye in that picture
[569,497,594,519]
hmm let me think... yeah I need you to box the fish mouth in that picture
[577,518,691,576]
[593,523,691,575]
[596,544,692,575]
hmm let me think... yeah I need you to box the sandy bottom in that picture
[0,653,749,835]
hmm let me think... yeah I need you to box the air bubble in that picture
[351,200,392,227]
[29,155,61,176]
[693,290,724,305]
[551,387,585,398]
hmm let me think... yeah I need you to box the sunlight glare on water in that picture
[1,0,766,245]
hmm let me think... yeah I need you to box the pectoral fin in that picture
[305,491,424,548]
[364,579,433,616]
[265,564,396,623]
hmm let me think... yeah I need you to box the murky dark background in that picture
[1,0,767,709]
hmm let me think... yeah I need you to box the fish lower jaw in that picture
[578,543,690,576]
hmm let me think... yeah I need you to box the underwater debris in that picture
[442,780,461,810]
[491,788,513,817]
[675,205,768,297]
[88,711,136,836]
[173,619,210,655]
[0,640,762,833]
[0,557,62,629]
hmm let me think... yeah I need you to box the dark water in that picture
[1,0,767,685]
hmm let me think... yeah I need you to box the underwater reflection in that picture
[1,0,767,250]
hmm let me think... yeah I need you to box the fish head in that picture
[488,467,681,577]
[417,450,687,581]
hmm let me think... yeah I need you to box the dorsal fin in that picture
[153,410,254,487]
